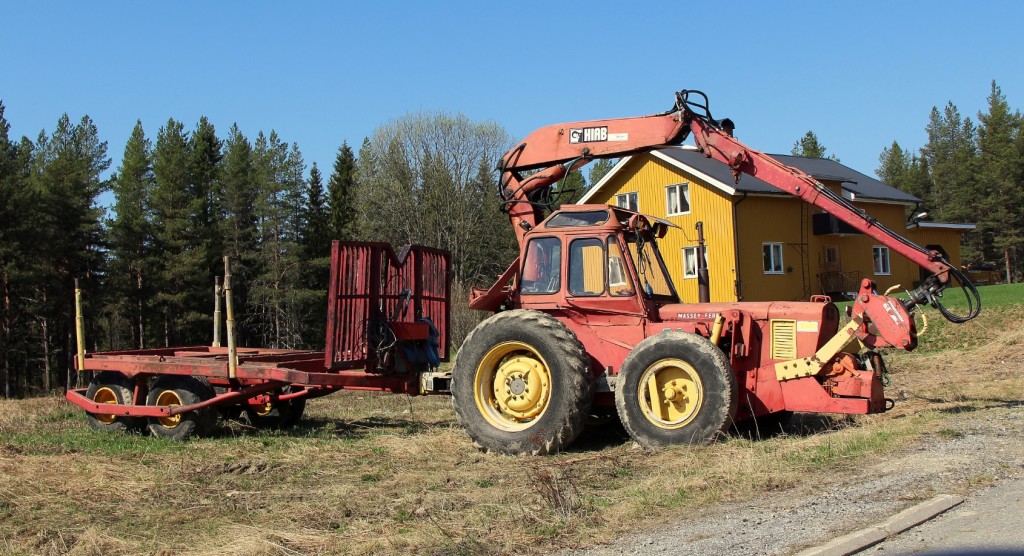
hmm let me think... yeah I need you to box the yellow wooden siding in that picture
[735,196,808,301]
[588,154,738,302]
[587,157,970,302]
[737,197,966,300]
[906,228,964,268]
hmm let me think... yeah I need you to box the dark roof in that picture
[654,148,920,204]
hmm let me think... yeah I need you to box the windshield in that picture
[625,233,676,300]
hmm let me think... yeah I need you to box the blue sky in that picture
[2,1,1022,206]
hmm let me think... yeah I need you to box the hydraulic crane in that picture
[451,90,981,454]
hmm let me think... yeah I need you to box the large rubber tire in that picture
[452,310,592,455]
[84,371,142,432]
[243,386,306,429]
[615,331,737,448]
[146,375,217,440]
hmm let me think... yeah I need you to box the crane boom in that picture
[495,89,980,323]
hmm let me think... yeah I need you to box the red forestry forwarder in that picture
[68,90,981,453]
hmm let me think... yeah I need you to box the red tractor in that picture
[447,90,981,454]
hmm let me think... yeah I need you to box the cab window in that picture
[568,238,605,296]
[607,238,634,296]
[521,237,561,294]
[626,236,674,298]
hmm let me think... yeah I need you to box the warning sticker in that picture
[797,321,819,333]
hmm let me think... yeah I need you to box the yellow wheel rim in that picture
[92,386,119,425]
[154,390,183,429]
[473,341,552,432]
[637,358,703,429]
[254,400,274,416]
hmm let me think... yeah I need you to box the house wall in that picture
[734,195,808,301]
[585,154,738,302]
[587,157,969,303]
[906,228,964,269]
[736,196,966,301]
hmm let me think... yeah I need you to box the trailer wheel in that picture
[145,375,216,440]
[615,331,737,448]
[452,310,592,455]
[84,372,142,432]
[243,386,306,429]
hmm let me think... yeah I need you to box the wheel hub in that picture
[494,355,547,418]
[640,358,703,429]
[474,341,554,431]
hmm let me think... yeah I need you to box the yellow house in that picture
[578,147,975,302]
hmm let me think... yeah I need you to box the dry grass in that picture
[1,305,1022,555]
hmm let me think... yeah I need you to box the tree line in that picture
[4,81,1013,398]
[0,105,565,398]
[876,81,1023,280]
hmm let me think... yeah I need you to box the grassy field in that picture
[1,284,1022,555]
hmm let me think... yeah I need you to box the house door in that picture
[820,245,842,294]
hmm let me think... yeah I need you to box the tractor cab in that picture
[515,205,679,315]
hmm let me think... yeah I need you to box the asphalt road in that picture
[870,476,1024,555]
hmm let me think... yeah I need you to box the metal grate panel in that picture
[770,319,797,360]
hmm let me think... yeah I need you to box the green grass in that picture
[946,281,1023,310]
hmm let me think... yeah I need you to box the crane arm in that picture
[495,89,980,324]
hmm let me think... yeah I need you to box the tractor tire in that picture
[243,386,306,429]
[84,371,142,433]
[145,375,217,440]
[452,310,592,456]
[615,330,737,448]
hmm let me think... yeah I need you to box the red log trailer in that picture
[69,90,981,453]
[67,242,452,439]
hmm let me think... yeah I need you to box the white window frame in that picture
[763,242,784,275]
[665,183,691,216]
[615,192,638,212]
[682,246,708,279]
[872,245,891,276]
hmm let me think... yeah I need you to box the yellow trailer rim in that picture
[91,386,119,425]
[154,390,183,429]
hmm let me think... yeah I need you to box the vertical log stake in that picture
[74,279,86,371]
[213,276,222,348]
[223,257,238,378]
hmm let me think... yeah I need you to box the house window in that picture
[763,243,784,274]
[872,246,891,275]
[682,246,707,279]
[615,192,638,211]
[666,183,690,215]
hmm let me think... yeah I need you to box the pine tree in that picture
[302,163,330,258]
[108,120,154,349]
[300,162,330,348]
[587,158,616,188]
[220,124,259,344]
[189,117,223,280]
[0,102,34,396]
[976,81,1023,280]
[791,130,838,160]
[151,118,207,346]
[328,142,357,241]
[251,131,309,347]
[922,102,982,260]
[27,114,110,391]
[550,168,586,208]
